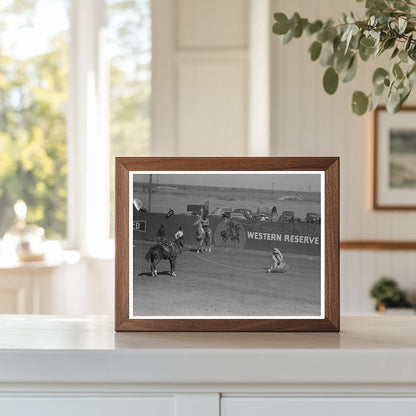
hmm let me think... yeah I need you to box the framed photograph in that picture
[374,106,416,209]
[115,157,339,331]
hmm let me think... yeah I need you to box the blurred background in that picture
[0,0,415,316]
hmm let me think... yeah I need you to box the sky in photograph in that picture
[133,173,321,193]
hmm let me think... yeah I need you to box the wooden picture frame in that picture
[115,157,339,332]
[373,106,416,210]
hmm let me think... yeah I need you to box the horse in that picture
[193,217,212,253]
[220,221,241,248]
[144,240,182,277]
[220,228,233,247]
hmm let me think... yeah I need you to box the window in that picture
[0,0,151,251]
[106,0,151,237]
[0,0,70,239]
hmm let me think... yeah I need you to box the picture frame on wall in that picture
[374,106,416,210]
[115,157,339,332]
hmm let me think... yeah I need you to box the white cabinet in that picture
[222,398,416,416]
[1,397,175,416]
[1,316,416,415]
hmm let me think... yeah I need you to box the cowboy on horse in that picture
[200,214,210,234]
[145,239,182,277]
[193,213,212,253]
[220,215,241,248]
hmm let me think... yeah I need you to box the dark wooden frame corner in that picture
[115,157,340,332]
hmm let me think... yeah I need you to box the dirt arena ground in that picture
[132,240,321,317]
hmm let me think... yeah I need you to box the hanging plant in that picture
[272,0,416,115]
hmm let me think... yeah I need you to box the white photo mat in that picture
[129,171,325,320]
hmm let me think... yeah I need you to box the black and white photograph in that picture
[129,172,324,318]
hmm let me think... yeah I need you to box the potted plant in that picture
[369,276,413,313]
[272,0,416,115]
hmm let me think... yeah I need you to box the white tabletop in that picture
[0,314,415,349]
[0,315,415,386]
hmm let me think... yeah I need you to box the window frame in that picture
[67,0,112,257]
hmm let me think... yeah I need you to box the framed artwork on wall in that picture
[115,157,339,332]
[374,106,416,209]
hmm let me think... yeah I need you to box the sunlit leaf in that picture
[393,63,404,79]
[386,87,401,112]
[369,92,383,111]
[399,49,408,63]
[342,56,357,82]
[352,91,369,115]
[282,29,293,44]
[372,67,389,86]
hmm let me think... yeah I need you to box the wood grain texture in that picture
[341,241,416,250]
[114,160,130,330]
[373,106,416,210]
[325,158,340,331]
[115,157,340,332]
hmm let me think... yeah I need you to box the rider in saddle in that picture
[161,239,176,257]
[224,214,236,233]
[201,214,210,235]
[157,224,166,243]
[156,224,174,255]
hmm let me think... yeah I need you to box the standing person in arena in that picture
[174,226,184,252]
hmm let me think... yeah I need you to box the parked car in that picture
[256,206,278,222]
[278,210,300,223]
[278,195,303,201]
[256,212,271,221]
[233,208,255,221]
[229,212,247,221]
[211,207,231,217]
[305,213,321,224]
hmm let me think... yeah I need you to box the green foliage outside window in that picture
[0,0,151,240]
[0,1,69,238]
[107,0,151,237]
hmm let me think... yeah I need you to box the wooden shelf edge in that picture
[341,241,416,250]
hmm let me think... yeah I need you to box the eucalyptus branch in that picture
[272,0,416,114]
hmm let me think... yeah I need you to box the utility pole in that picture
[148,174,152,212]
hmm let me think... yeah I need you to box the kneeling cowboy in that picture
[268,247,283,272]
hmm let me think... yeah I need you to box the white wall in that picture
[271,0,416,313]
[50,0,416,316]
[152,0,261,156]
